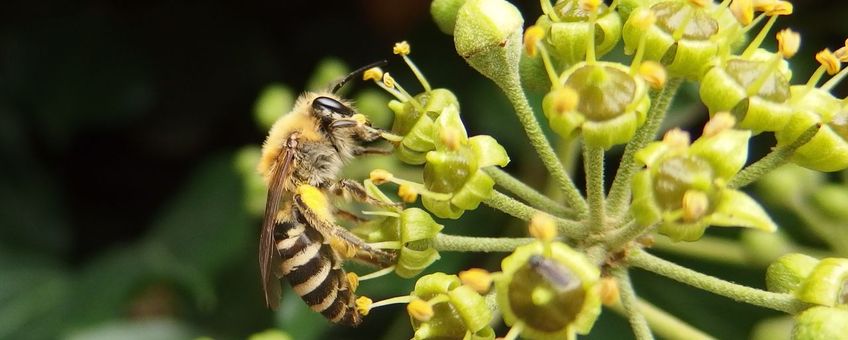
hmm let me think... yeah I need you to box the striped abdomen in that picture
[276,221,362,325]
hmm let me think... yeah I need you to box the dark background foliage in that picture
[1,0,846,339]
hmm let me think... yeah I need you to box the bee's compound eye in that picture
[312,96,352,116]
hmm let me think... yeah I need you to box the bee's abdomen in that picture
[276,222,362,326]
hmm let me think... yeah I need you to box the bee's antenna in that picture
[331,59,388,94]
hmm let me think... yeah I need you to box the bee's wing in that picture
[260,135,298,310]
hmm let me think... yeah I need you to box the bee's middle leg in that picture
[330,179,401,208]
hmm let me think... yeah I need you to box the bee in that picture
[257,61,397,325]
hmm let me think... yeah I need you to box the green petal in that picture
[689,129,751,179]
[631,170,662,227]
[469,135,510,167]
[708,189,777,232]
[797,258,848,307]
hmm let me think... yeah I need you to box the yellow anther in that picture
[351,113,368,125]
[355,296,373,316]
[528,213,557,242]
[752,0,776,12]
[407,298,434,322]
[599,277,620,306]
[550,86,580,115]
[776,28,801,59]
[459,268,493,294]
[682,190,709,222]
[816,49,841,75]
[629,8,657,30]
[523,25,545,57]
[346,272,360,292]
[703,112,737,137]
[663,128,692,149]
[397,184,419,203]
[729,0,754,26]
[363,67,384,82]
[835,39,848,62]
[579,0,601,13]
[688,0,708,8]
[382,72,396,89]
[639,61,667,90]
[369,169,394,185]
[765,1,792,16]
[393,41,411,56]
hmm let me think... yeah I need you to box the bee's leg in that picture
[330,179,402,208]
[351,145,393,156]
[334,208,368,223]
[293,194,397,268]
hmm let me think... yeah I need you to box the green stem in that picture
[613,268,654,340]
[605,220,651,251]
[651,235,750,266]
[728,124,820,189]
[484,190,584,238]
[498,74,588,215]
[585,144,606,232]
[431,233,534,252]
[628,250,810,314]
[614,298,716,340]
[790,199,848,255]
[607,78,683,218]
[483,167,574,218]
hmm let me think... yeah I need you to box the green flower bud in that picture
[793,306,848,340]
[797,258,848,307]
[741,230,793,266]
[545,61,650,149]
[306,58,349,93]
[622,1,720,79]
[766,253,819,295]
[454,0,524,83]
[631,127,776,241]
[496,242,601,339]
[811,185,848,221]
[390,90,461,164]
[411,273,495,340]
[544,0,622,65]
[431,0,468,34]
[755,164,825,207]
[751,316,794,340]
[253,84,294,130]
[777,87,848,172]
[700,50,794,132]
[234,147,266,217]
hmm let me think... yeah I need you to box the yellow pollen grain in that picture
[393,41,411,56]
[524,25,545,57]
[752,0,776,12]
[459,268,493,294]
[599,277,620,306]
[579,0,600,13]
[407,299,434,322]
[776,28,801,58]
[729,0,754,26]
[346,272,360,292]
[369,169,394,185]
[639,60,667,89]
[351,113,368,125]
[363,67,383,82]
[765,1,792,16]
[528,213,557,242]
[816,49,841,75]
[382,72,396,89]
[397,184,419,203]
[355,296,373,316]
[703,112,737,137]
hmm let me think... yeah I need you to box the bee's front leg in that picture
[330,179,402,209]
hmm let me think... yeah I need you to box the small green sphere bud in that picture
[254,84,294,130]
[755,164,825,207]
[766,253,819,295]
[546,0,623,65]
[454,0,524,84]
[811,185,848,221]
[793,306,848,340]
[797,258,848,307]
[777,87,848,172]
[431,0,468,34]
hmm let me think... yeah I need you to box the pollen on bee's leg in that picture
[330,238,357,259]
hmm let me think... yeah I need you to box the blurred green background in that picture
[2,0,847,339]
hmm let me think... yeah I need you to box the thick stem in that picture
[604,220,650,251]
[498,74,588,215]
[728,124,820,189]
[484,190,584,238]
[613,268,654,340]
[431,233,534,252]
[628,250,810,314]
[585,144,606,232]
[607,78,683,217]
[483,167,574,218]
[610,298,716,340]
[652,235,750,266]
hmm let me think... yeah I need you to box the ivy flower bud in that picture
[766,253,819,295]
[776,87,848,172]
[545,62,651,149]
[410,273,495,339]
[496,242,601,339]
[811,185,848,221]
[389,91,461,164]
[793,306,848,340]
[622,1,720,79]
[631,125,777,241]
[700,49,794,132]
[544,0,623,65]
[431,0,467,34]
[796,258,848,307]
[454,0,523,84]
